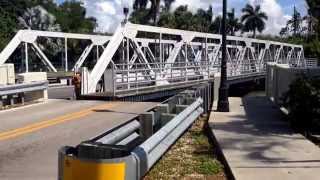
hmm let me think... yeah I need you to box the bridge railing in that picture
[100,58,272,96]
[305,58,319,68]
[103,62,219,96]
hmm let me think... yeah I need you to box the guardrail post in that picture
[0,96,3,108]
[8,95,14,106]
[19,93,25,105]
[139,112,154,141]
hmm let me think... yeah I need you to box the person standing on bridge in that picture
[73,73,81,100]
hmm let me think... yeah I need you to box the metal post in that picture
[65,38,68,72]
[185,43,188,82]
[127,38,130,89]
[217,0,230,112]
[96,45,99,61]
[25,42,29,72]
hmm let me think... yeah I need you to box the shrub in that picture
[283,75,320,132]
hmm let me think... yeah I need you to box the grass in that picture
[144,116,226,180]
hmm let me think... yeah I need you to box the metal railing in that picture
[58,84,212,180]
[0,81,48,96]
[102,60,270,96]
[305,58,319,68]
[103,62,218,96]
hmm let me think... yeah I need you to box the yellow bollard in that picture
[62,156,126,180]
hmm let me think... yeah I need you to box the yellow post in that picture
[63,156,126,180]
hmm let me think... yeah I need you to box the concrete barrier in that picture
[266,63,320,105]
[58,84,212,180]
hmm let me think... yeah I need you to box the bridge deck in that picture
[0,100,157,180]
[209,93,320,180]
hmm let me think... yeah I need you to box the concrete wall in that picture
[24,89,48,102]
[266,63,320,105]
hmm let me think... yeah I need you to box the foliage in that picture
[158,5,214,32]
[278,3,320,60]
[227,8,242,36]
[283,75,320,132]
[132,0,163,25]
[241,4,268,38]
[55,0,97,33]
[144,119,225,179]
[18,5,61,31]
[0,0,97,52]
[0,6,17,51]
[280,6,308,37]
[306,0,320,35]
[131,3,245,35]
[304,39,320,58]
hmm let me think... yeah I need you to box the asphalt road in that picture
[0,99,157,180]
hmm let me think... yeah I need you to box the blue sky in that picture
[55,0,308,35]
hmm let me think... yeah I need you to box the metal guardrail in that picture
[0,81,48,107]
[58,83,212,180]
[0,81,48,96]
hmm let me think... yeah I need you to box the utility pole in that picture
[217,0,230,112]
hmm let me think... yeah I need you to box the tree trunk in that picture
[253,29,256,38]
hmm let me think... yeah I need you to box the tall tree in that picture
[133,0,148,10]
[56,0,97,33]
[211,16,222,34]
[305,0,320,37]
[288,6,303,36]
[193,6,213,32]
[18,5,61,31]
[241,4,268,38]
[163,0,175,11]
[131,0,162,25]
[226,8,242,36]
[149,0,161,24]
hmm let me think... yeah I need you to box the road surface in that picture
[0,99,157,180]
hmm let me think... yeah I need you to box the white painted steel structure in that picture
[0,30,110,72]
[0,23,305,95]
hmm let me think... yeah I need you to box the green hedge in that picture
[284,75,320,132]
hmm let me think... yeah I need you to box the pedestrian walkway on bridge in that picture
[209,93,320,180]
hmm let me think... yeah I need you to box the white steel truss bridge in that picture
[0,23,305,97]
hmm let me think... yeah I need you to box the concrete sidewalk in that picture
[209,93,320,180]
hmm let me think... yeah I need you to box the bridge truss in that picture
[0,23,304,96]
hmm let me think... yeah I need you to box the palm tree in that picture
[287,6,302,36]
[149,0,161,24]
[132,0,161,25]
[241,4,268,38]
[133,0,148,10]
[227,8,242,36]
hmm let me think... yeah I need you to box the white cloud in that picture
[248,0,290,35]
[99,1,117,15]
[82,0,132,33]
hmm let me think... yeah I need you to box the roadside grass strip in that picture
[144,117,226,180]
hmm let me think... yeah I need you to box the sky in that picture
[55,0,308,35]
